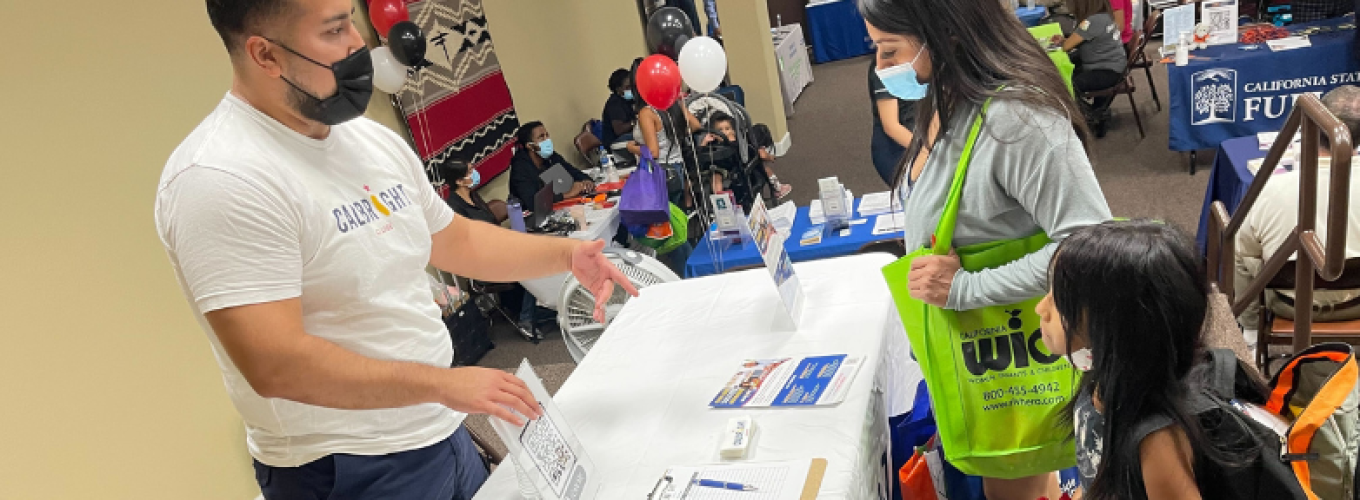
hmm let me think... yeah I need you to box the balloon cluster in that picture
[635,7,728,110]
[367,0,429,94]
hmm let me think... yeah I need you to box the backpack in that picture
[1266,343,1360,500]
[1144,349,1310,500]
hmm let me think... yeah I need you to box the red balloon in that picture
[636,55,682,110]
[369,0,410,37]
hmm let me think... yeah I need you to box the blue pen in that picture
[694,479,758,492]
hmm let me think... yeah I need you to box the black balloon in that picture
[645,7,695,59]
[387,21,427,67]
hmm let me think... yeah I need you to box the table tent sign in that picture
[490,360,600,500]
[746,194,805,331]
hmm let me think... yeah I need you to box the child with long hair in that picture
[1036,220,1269,500]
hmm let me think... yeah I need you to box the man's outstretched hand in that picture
[570,240,641,323]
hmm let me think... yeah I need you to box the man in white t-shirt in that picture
[1235,86,1360,332]
[156,1,638,498]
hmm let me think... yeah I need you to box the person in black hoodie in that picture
[508,121,594,208]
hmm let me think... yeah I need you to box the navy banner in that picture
[1169,17,1359,151]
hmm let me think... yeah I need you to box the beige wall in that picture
[0,1,257,499]
[717,0,790,145]
[356,0,651,202]
[482,0,649,202]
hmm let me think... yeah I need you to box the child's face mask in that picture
[1069,348,1094,372]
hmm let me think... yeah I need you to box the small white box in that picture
[719,416,756,459]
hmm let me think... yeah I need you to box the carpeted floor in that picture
[471,44,1215,457]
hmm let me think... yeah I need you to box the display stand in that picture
[746,195,804,330]
[490,360,600,500]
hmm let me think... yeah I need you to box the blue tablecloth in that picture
[1196,136,1264,252]
[1016,6,1047,27]
[685,199,901,278]
[1169,17,1359,152]
[805,0,874,63]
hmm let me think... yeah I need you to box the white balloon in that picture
[678,36,727,93]
[371,46,409,94]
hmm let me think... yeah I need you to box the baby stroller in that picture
[685,93,779,212]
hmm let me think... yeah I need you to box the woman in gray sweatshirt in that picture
[860,0,1112,498]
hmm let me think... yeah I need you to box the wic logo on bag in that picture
[959,309,1061,376]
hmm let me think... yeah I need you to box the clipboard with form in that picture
[648,459,827,500]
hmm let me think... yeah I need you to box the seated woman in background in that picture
[1051,0,1127,137]
[509,121,595,208]
[440,159,504,225]
[700,112,793,200]
[440,159,554,340]
[601,68,636,148]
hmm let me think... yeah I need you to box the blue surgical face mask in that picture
[536,139,554,159]
[875,46,929,101]
[623,90,635,101]
[467,169,481,189]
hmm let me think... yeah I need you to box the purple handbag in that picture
[618,145,671,226]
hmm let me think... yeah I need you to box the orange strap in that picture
[1266,351,1353,414]
[1283,354,1358,500]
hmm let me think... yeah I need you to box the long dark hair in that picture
[1051,220,1261,500]
[1070,0,1113,24]
[440,159,470,185]
[858,0,1089,193]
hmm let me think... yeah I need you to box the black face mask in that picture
[267,39,373,125]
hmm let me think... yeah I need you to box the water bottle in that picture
[507,198,526,232]
[1027,0,1035,9]
[777,14,782,27]
[1175,33,1190,66]
[599,146,619,183]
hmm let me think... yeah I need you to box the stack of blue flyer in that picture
[709,355,864,408]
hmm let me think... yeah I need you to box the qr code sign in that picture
[520,414,579,495]
[1209,11,1230,32]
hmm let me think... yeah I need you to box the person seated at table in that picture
[1292,0,1355,22]
[1235,85,1360,331]
[601,69,636,148]
[510,121,595,208]
[441,159,555,339]
[440,160,505,225]
[699,112,794,200]
[1051,0,1127,138]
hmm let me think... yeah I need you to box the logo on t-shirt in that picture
[331,184,413,234]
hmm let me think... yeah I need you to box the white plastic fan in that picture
[558,248,680,363]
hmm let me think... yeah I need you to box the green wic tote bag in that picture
[882,98,1077,478]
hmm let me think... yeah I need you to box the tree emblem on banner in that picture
[1191,68,1237,125]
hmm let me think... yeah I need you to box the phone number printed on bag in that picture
[981,382,1062,401]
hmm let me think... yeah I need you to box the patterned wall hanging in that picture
[395,0,520,184]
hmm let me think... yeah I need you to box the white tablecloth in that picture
[520,205,621,310]
[476,253,919,500]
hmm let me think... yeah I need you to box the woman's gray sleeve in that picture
[944,133,1112,311]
